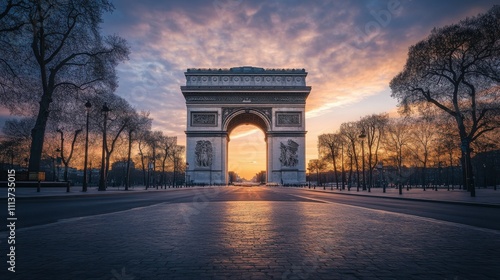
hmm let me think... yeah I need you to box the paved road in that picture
[1,186,500,279]
[271,187,500,231]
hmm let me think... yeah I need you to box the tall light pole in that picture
[359,128,367,191]
[82,100,91,192]
[98,102,110,191]
[185,162,189,187]
[341,142,345,190]
[56,148,61,181]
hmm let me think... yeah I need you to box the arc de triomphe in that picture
[181,66,311,185]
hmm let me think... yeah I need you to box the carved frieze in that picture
[276,112,302,127]
[186,75,306,86]
[195,140,213,167]
[280,139,299,167]
[191,112,218,127]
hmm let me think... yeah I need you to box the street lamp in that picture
[82,100,91,192]
[56,148,61,181]
[98,102,110,191]
[185,162,190,187]
[358,128,367,192]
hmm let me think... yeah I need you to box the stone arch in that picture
[223,108,271,135]
[181,66,311,185]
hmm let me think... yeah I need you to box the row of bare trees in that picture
[0,1,188,189]
[310,6,500,197]
[0,0,129,177]
[0,91,185,189]
[311,111,499,192]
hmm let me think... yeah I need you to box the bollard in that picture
[37,180,41,192]
[66,181,70,192]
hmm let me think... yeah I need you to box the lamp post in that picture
[341,141,345,190]
[55,148,61,181]
[185,162,189,187]
[98,103,110,191]
[82,101,91,192]
[358,128,367,191]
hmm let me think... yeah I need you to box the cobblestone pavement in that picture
[2,187,500,279]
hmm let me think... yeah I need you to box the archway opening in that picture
[228,125,266,183]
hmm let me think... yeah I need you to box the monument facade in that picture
[181,66,311,185]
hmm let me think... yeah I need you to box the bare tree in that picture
[171,144,185,187]
[307,159,326,188]
[0,139,19,170]
[1,117,34,168]
[89,93,134,189]
[147,130,163,189]
[136,130,150,188]
[0,1,26,32]
[407,116,436,190]
[340,122,362,191]
[383,117,413,187]
[55,128,82,181]
[125,111,151,190]
[360,114,388,189]
[0,1,129,174]
[159,135,177,188]
[0,0,27,93]
[390,6,500,196]
[318,133,343,190]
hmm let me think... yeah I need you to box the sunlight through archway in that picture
[228,125,266,181]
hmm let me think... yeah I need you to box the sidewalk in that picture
[3,183,500,207]
[0,183,200,199]
[296,185,500,207]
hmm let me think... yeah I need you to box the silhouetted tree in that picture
[318,133,343,189]
[159,135,177,188]
[125,111,151,190]
[383,117,413,186]
[0,1,129,174]
[390,6,500,196]
[360,114,388,189]
[1,117,34,167]
[340,122,362,191]
[56,128,82,181]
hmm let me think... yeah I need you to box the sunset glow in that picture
[1,0,497,179]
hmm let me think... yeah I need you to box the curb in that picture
[11,186,222,200]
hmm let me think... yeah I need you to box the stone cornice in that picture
[186,66,307,74]
[181,86,311,91]
[183,94,308,104]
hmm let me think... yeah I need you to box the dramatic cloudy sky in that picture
[2,0,496,179]
[104,0,497,179]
